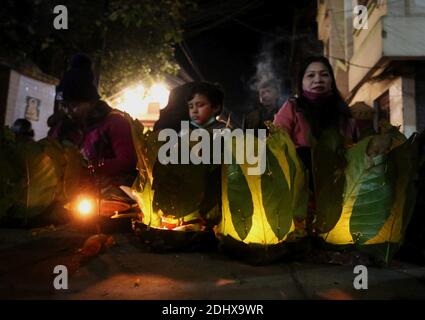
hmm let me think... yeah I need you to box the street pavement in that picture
[1,224,425,300]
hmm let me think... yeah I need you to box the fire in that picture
[159,216,204,232]
[146,83,169,110]
[76,198,95,217]
[112,82,170,119]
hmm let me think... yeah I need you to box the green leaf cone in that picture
[227,162,254,241]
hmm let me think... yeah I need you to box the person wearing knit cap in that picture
[53,53,137,193]
[48,53,97,143]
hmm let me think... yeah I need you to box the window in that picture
[358,0,384,7]
[375,90,390,122]
[410,0,425,14]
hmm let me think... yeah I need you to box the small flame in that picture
[76,198,95,216]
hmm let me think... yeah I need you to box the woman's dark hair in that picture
[295,56,353,139]
[85,100,113,128]
[186,81,224,115]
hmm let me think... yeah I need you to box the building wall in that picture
[349,17,383,91]
[399,76,416,138]
[352,1,387,53]
[351,77,394,109]
[317,0,353,97]
[317,0,425,136]
[5,70,55,141]
[4,71,20,126]
[382,16,425,57]
[351,74,417,137]
[415,63,425,132]
[349,1,425,91]
[344,0,354,62]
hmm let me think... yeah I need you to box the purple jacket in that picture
[82,110,137,178]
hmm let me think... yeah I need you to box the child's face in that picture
[188,93,219,125]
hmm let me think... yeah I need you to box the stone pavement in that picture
[0,225,425,300]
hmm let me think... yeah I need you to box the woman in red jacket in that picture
[274,56,358,184]
[274,56,358,235]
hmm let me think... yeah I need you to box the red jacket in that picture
[273,98,358,148]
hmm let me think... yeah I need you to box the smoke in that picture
[249,37,285,96]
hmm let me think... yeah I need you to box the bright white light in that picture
[120,84,146,118]
[148,83,170,109]
[114,82,170,120]
[76,198,94,216]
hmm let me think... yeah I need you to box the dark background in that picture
[176,0,323,113]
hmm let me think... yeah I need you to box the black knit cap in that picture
[57,53,100,102]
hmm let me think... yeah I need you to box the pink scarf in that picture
[302,90,333,104]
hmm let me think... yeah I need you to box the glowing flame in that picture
[76,198,95,217]
[158,216,203,232]
[146,83,169,110]
[113,82,170,119]
[121,85,146,118]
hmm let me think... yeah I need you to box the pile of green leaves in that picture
[313,124,419,263]
[128,114,418,264]
[127,116,219,229]
[219,126,308,245]
[0,127,85,225]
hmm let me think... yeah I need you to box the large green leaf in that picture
[261,148,292,240]
[285,144,308,220]
[267,125,308,220]
[38,138,67,200]
[126,113,163,189]
[133,177,162,228]
[321,135,404,247]
[221,128,307,245]
[313,128,346,233]
[392,137,419,238]
[37,138,86,202]
[227,162,254,241]
[0,127,21,217]
[347,140,393,243]
[129,122,211,225]
[1,129,87,224]
[353,135,418,263]
[12,142,59,221]
[152,161,209,218]
[367,135,420,244]
[62,146,86,201]
[0,146,23,218]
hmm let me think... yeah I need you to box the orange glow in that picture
[111,82,170,119]
[76,198,95,217]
